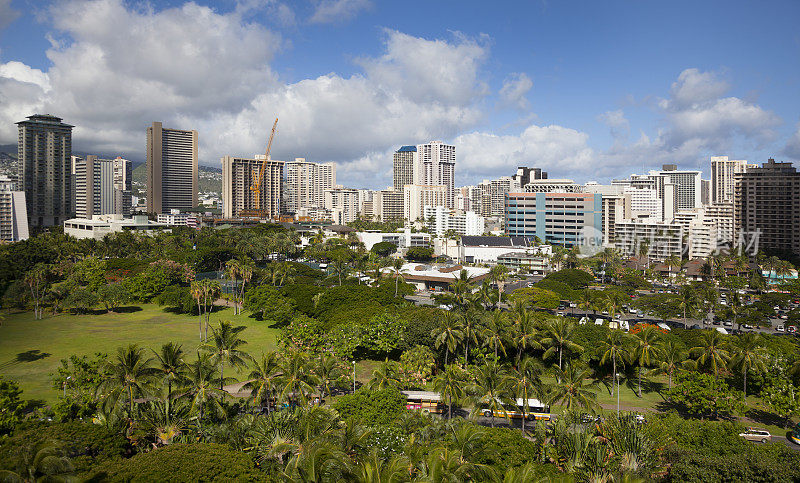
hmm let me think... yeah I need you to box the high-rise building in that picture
[710,156,752,204]
[735,158,800,255]
[512,166,547,187]
[146,121,198,214]
[373,190,404,222]
[614,220,683,260]
[284,158,336,213]
[416,141,455,208]
[221,155,283,219]
[0,176,29,242]
[505,192,602,247]
[72,155,132,218]
[651,165,702,210]
[478,176,521,216]
[404,184,447,223]
[393,146,417,192]
[324,187,360,224]
[16,114,74,228]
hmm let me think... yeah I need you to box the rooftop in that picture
[397,145,417,152]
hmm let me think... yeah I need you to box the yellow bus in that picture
[402,390,445,414]
[481,398,552,421]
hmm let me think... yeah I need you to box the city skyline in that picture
[0,0,799,190]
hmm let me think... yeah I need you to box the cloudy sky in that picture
[1,0,799,189]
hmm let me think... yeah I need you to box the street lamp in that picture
[352,361,356,393]
[63,376,71,398]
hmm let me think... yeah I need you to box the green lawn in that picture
[0,304,280,402]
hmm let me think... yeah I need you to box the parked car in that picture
[723,321,733,327]
[739,428,772,443]
[788,325,797,334]
[557,311,565,317]
[777,325,785,332]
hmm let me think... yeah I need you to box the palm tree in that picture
[278,351,319,407]
[664,254,683,280]
[352,450,411,483]
[432,312,463,366]
[690,329,731,379]
[0,439,76,482]
[243,352,281,413]
[489,264,510,295]
[367,360,401,390]
[202,320,251,390]
[190,281,204,340]
[600,331,630,397]
[650,339,689,392]
[677,284,699,326]
[460,309,480,365]
[99,344,157,417]
[451,270,475,311]
[391,258,405,296]
[433,364,467,419]
[540,318,584,370]
[184,352,228,428]
[152,342,188,416]
[729,333,766,399]
[548,364,599,411]
[224,259,241,314]
[315,353,344,399]
[630,325,662,397]
[481,310,508,360]
[24,264,48,320]
[466,361,511,428]
[509,357,544,433]
[237,261,254,314]
[509,307,543,364]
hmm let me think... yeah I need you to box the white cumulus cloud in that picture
[309,0,371,24]
[499,73,533,109]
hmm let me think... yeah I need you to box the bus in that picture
[481,398,552,421]
[402,390,444,414]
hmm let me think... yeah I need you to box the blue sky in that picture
[1,0,799,189]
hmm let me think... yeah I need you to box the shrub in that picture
[0,421,131,477]
[470,426,540,471]
[89,443,261,482]
[333,387,406,426]
[281,283,324,315]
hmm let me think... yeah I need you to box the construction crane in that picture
[248,118,278,219]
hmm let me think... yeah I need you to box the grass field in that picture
[0,304,280,402]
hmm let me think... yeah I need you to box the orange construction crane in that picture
[249,118,278,218]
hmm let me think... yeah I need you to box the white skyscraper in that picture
[404,184,447,223]
[415,141,455,208]
[710,156,752,203]
[284,158,336,213]
[0,176,29,242]
[650,164,702,210]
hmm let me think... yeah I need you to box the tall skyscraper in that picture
[0,176,29,242]
[393,146,416,192]
[72,155,132,218]
[404,184,447,223]
[710,156,751,203]
[735,158,800,255]
[651,165,702,210]
[416,141,455,208]
[221,155,283,219]
[16,114,74,228]
[284,158,336,213]
[146,122,198,214]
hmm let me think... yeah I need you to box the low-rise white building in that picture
[358,229,431,251]
[0,175,29,242]
[386,263,491,292]
[157,209,199,228]
[458,235,552,265]
[64,214,170,240]
[423,205,485,236]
